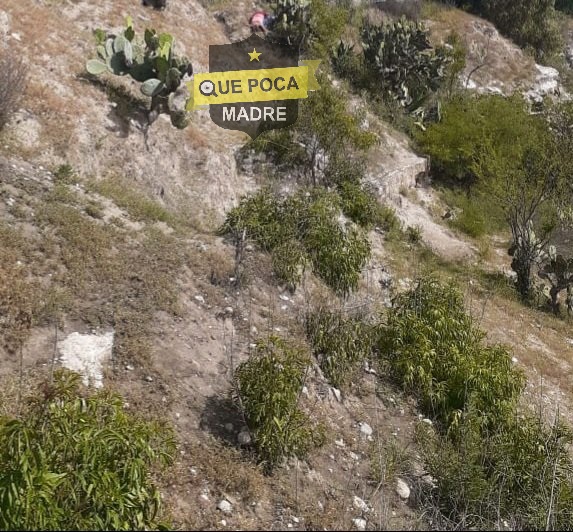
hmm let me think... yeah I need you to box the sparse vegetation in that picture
[0,55,28,131]
[306,308,374,389]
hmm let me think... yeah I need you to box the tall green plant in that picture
[233,336,324,470]
[306,308,374,388]
[379,276,525,428]
[0,371,175,530]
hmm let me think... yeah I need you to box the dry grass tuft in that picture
[0,55,28,131]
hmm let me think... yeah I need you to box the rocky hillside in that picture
[3,0,573,530]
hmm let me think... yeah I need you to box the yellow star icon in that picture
[248,48,262,62]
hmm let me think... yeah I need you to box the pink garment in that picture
[250,12,267,28]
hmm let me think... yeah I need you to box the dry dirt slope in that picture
[0,0,428,530]
[4,0,573,530]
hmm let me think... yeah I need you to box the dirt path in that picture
[395,188,477,262]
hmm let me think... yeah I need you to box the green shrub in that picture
[233,336,324,470]
[379,276,525,428]
[219,189,289,252]
[299,191,371,297]
[417,409,573,530]
[220,189,371,296]
[306,308,374,388]
[439,187,506,238]
[417,94,544,186]
[337,180,398,231]
[441,0,562,60]
[0,371,175,531]
[406,224,423,244]
[249,77,376,187]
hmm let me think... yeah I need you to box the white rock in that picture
[194,295,205,303]
[359,422,373,437]
[512,356,518,364]
[331,387,342,402]
[292,516,300,523]
[396,478,411,500]
[217,499,233,514]
[349,451,360,461]
[220,519,227,526]
[335,438,345,448]
[125,364,134,371]
[58,331,114,388]
[224,306,233,314]
[421,418,433,426]
[302,385,309,396]
[238,430,252,445]
[144,375,153,382]
[352,517,367,530]
[279,294,290,301]
[353,496,369,512]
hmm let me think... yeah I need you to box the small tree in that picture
[474,124,570,300]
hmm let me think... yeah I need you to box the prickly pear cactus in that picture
[86,16,193,129]
[269,0,312,48]
[361,17,451,110]
[538,246,573,314]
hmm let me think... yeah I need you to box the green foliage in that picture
[381,275,573,529]
[233,336,324,470]
[405,224,422,244]
[439,187,506,238]
[270,0,346,59]
[252,77,376,187]
[0,371,175,531]
[86,17,192,128]
[337,180,399,231]
[417,94,542,186]
[306,308,374,388]
[379,277,525,428]
[219,188,371,296]
[418,409,573,530]
[361,17,451,110]
[443,31,467,97]
[443,0,562,60]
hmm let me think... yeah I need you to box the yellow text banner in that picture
[187,65,318,110]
